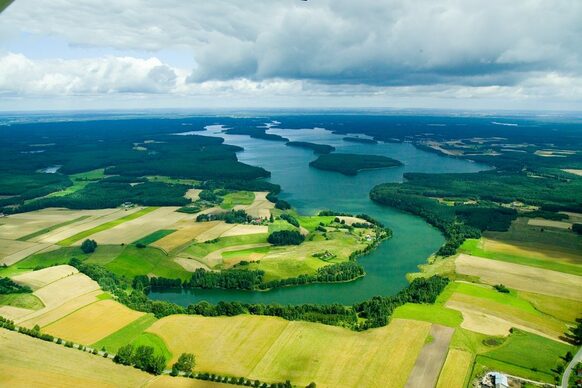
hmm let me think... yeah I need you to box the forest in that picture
[285,141,335,154]
[309,153,402,175]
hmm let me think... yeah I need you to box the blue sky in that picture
[1,0,581,111]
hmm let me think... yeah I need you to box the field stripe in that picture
[58,207,158,246]
[405,325,454,388]
[16,215,91,241]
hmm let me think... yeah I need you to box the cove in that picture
[150,124,490,305]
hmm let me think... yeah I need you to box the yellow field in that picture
[152,221,220,252]
[11,265,78,290]
[147,376,223,388]
[174,257,210,271]
[80,207,191,245]
[195,222,238,242]
[34,273,100,308]
[445,293,566,340]
[148,315,431,388]
[455,254,582,300]
[436,349,474,388]
[221,224,268,237]
[518,291,582,323]
[19,290,102,327]
[0,328,155,387]
[43,300,145,344]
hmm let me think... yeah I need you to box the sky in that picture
[0,0,581,112]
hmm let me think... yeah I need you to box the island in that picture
[309,153,403,175]
[343,136,378,144]
[285,141,335,154]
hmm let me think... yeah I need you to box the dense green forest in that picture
[310,153,403,175]
[285,141,335,154]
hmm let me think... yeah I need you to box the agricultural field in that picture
[43,300,145,344]
[405,325,454,388]
[220,190,255,209]
[436,349,474,388]
[148,315,431,387]
[0,329,157,387]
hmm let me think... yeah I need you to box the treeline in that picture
[260,262,364,290]
[0,277,32,294]
[285,141,335,154]
[279,213,299,227]
[186,268,265,290]
[196,209,252,224]
[113,344,166,375]
[318,210,384,227]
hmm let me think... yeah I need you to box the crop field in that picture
[455,254,582,301]
[239,191,274,218]
[133,229,176,246]
[392,303,463,328]
[182,234,269,258]
[0,328,156,387]
[43,300,145,345]
[0,293,44,310]
[460,238,582,275]
[518,291,582,323]
[296,215,335,232]
[476,329,574,383]
[445,293,566,340]
[405,325,454,388]
[11,264,78,290]
[93,314,157,352]
[221,191,255,209]
[221,224,268,237]
[66,206,170,246]
[151,221,221,252]
[34,273,100,308]
[148,315,430,387]
[0,239,52,266]
[527,218,572,229]
[105,246,190,280]
[194,221,239,242]
[436,349,474,388]
[183,188,201,201]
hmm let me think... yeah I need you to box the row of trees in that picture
[196,209,252,224]
[0,277,32,294]
[113,344,166,374]
[279,213,299,227]
[259,262,364,290]
[186,268,265,290]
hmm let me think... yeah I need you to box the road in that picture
[562,346,582,388]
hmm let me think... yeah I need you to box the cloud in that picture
[0,0,580,109]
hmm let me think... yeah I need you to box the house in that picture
[491,372,509,388]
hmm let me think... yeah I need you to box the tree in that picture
[150,355,167,375]
[172,353,195,374]
[114,344,134,365]
[81,239,97,253]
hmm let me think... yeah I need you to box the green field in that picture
[43,169,105,198]
[296,215,334,232]
[268,219,298,233]
[105,245,190,280]
[132,229,176,246]
[220,191,255,209]
[475,330,574,383]
[16,215,91,241]
[183,234,269,258]
[459,238,582,276]
[0,293,44,310]
[221,246,271,259]
[392,303,463,327]
[58,207,158,246]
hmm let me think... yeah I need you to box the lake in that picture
[150,124,490,305]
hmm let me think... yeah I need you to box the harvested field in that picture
[405,325,454,388]
[19,290,102,327]
[239,191,274,218]
[0,305,36,322]
[454,308,513,336]
[221,224,268,237]
[204,243,271,268]
[151,221,220,252]
[33,208,141,244]
[11,265,78,290]
[147,376,223,388]
[43,300,145,345]
[0,239,53,266]
[69,207,177,246]
[0,328,155,387]
[148,315,430,388]
[562,169,582,176]
[337,216,368,225]
[34,273,100,309]
[195,222,238,242]
[527,218,572,229]
[184,189,202,201]
[436,349,473,388]
[174,257,210,272]
[455,254,582,301]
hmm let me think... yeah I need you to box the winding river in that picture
[151,124,489,305]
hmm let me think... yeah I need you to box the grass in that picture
[392,303,463,327]
[518,291,582,323]
[44,169,105,198]
[130,333,172,361]
[450,328,506,355]
[183,234,269,258]
[220,191,255,209]
[148,314,430,387]
[268,219,298,233]
[460,238,582,276]
[58,207,158,246]
[105,246,190,280]
[93,314,158,352]
[221,246,271,259]
[445,282,539,313]
[132,229,176,246]
[478,329,574,383]
[0,293,44,310]
[295,215,335,232]
[16,215,91,241]
[9,245,124,271]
